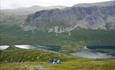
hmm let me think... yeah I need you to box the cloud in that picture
[0,0,112,9]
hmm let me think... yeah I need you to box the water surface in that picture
[72,50,115,58]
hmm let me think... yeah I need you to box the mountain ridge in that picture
[24,1,115,33]
[0,1,115,34]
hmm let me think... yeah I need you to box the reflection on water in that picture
[0,45,9,50]
[15,45,60,52]
[72,51,114,58]
[71,45,115,58]
[15,45,33,49]
[0,45,60,52]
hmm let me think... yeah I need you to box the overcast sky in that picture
[0,0,112,9]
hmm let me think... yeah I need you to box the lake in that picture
[0,45,115,58]
[0,45,9,50]
[0,45,60,52]
[87,45,115,49]
[72,50,115,58]
[72,45,115,58]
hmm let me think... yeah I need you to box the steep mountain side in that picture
[24,1,115,33]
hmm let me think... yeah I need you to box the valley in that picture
[0,1,115,70]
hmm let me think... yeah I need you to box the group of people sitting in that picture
[48,58,63,64]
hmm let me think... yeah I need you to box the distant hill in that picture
[0,6,65,15]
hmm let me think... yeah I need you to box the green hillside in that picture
[0,49,115,70]
[0,25,115,51]
[0,49,69,62]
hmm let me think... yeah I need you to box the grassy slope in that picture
[0,49,69,62]
[0,58,115,70]
[0,49,115,70]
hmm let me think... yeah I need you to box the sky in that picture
[0,0,112,9]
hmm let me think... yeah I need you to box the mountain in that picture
[24,1,115,33]
[0,5,65,32]
[0,1,115,46]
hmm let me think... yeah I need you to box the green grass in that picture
[0,58,115,70]
[0,49,70,62]
[0,49,115,70]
